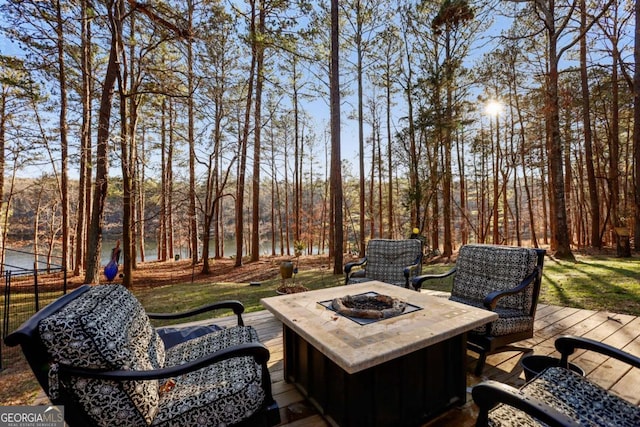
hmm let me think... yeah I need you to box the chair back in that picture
[452,244,544,315]
[6,285,165,426]
[365,239,423,285]
[5,285,92,392]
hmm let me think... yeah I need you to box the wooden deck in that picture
[211,291,640,427]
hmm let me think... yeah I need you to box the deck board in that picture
[230,292,640,426]
[28,293,640,426]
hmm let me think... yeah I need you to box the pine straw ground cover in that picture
[1,249,638,405]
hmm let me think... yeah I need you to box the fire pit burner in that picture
[331,294,407,319]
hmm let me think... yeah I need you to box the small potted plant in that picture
[276,240,309,294]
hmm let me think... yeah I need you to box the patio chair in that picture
[413,244,545,375]
[473,335,640,426]
[5,284,280,427]
[344,238,423,289]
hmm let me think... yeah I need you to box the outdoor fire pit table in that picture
[261,281,498,427]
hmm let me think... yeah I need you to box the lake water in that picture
[2,239,319,272]
[2,239,210,272]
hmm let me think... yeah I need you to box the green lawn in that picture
[132,253,640,320]
[541,254,640,314]
[133,268,343,326]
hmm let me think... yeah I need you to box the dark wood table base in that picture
[284,325,468,427]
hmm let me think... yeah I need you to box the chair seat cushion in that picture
[157,324,224,349]
[450,296,533,336]
[153,327,265,426]
[486,367,640,426]
[164,326,260,365]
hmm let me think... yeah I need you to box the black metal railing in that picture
[1,248,68,370]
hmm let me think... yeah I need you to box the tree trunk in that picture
[203,47,228,270]
[401,26,419,228]
[270,135,276,256]
[293,57,301,244]
[442,31,453,257]
[187,0,198,265]
[376,119,383,238]
[456,128,468,245]
[545,6,574,260]
[356,1,366,256]
[74,0,92,276]
[513,83,538,247]
[251,2,265,263]
[119,87,133,287]
[385,59,394,239]
[609,27,622,254]
[369,128,375,238]
[34,188,42,271]
[235,0,256,267]
[492,116,500,244]
[160,98,168,261]
[85,0,123,284]
[55,0,70,272]
[284,125,290,256]
[563,109,573,247]
[331,0,343,273]
[580,0,601,248]
[634,0,640,251]
[118,11,137,288]
[137,127,146,263]
[118,63,133,287]
[167,102,175,261]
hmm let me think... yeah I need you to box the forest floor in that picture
[68,254,343,288]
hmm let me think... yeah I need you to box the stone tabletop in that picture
[261,281,498,374]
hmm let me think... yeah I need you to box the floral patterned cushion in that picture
[451,245,538,313]
[153,327,265,426]
[39,284,165,426]
[486,367,640,426]
[351,239,422,287]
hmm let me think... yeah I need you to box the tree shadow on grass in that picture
[542,255,640,315]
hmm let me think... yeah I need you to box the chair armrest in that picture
[403,260,423,290]
[58,342,270,381]
[403,262,422,278]
[411,267,456,291]
[403,251,424,278]
[472,380,581,427]
[147,300,245,326]
[555,335,640,369]
[344,257,367,284]
[482,268,539,310]
[345,258,367,273]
